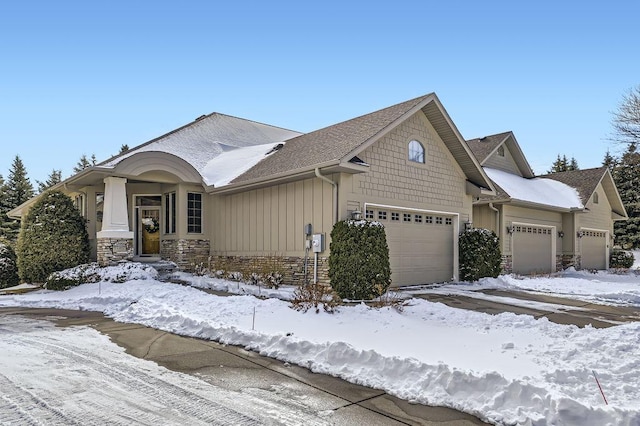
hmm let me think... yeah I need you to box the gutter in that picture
[488,202,500,234]
[315,168,338,224]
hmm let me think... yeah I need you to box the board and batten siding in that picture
[211,177,334,256]
[347,110,472,220]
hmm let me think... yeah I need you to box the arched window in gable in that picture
[593,192,599,204]
[408,140,425,164]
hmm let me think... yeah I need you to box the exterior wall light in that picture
[506,226,514,234]
[577,231,584,238]
[464,221,473,230]
[350,209,362,220]
[558,231,565,238]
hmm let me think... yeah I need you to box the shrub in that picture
[17,190,90,284]
[0,239,19,288]
[328,220,391,300]
[610,249,634,269]
[459,228,502,282]
[290,283,340,313]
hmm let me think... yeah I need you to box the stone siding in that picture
[210,255,330,287]
[561,254,578,270]
[501,255,513,274]
[97,238,133,266]
[161,239,211,271]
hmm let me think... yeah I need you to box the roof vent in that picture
[195,114,207,121]
[265,143,284,155]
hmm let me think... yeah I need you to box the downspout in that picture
[314,168,338,285]
[488,202,499,233]
[314,168,338,224]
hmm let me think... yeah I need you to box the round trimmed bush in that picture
[459,228,502,282]
[329,220,391,300]
[0,239,19,288]
[610,249,634,269]
[17,190,90,284]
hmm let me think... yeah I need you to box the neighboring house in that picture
[10,94,495,287]
[468,131,627,274]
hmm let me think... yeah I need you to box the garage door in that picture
[372,209,454,287]
[581,230,607,270]
[512,224,553,275]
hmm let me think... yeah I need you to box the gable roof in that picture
[541,167,627,219]
[230,93,493,192]
[466,131,534,178]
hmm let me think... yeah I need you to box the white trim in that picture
[579,227,610,270]
[364,202,460,282]
[510,221,556,274]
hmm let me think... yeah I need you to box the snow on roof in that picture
[485,167,583,209]
[202,142,283,187]
[101,113,301,184]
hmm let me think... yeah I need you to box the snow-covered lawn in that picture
[1,264,640,425]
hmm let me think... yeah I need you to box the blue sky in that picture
[1,0,639,185]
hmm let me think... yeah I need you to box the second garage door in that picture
[378,209,454,287]
[512,224,554,275]
[581,230,607,270]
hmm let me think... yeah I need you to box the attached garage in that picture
[580,229,608,270]
[369,207,456,287]
[511,223,555,275]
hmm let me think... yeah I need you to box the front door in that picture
[135,196,162,256]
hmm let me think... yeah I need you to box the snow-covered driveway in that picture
[0,315,330,425]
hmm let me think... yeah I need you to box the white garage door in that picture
[581,230,607,270]
[374,209,454,287]
[512,224,554,275]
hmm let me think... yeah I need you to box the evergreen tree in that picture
[548,154,579,173]
[37,169,62,193]
[1,156,34,241]
[73,154,97,174]
[0,174,6,239]
[602,150,617,171]
[612,143,640,249]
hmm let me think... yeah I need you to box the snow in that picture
[485,167,583,209]
[202,142,283,187]
[2,264,640,425]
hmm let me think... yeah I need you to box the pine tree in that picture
[1,156,35,241]
[73,154,96,174]
[612,143,640,249]
[37,169,62,193]
[548,154,579,173]
[0,174,6,239]
[602,150,617,171]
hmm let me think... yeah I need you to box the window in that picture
[74,194,86,217]
[403,213,411,222]
[593,192,599,204]
[187,192,202,233]
[165,192,176,234]
[365,209,374,220]
[415,214,423,223]
[391,212,400,221]
[436,217,443,225]
[497,145,505,157]
[378,211,387,220]
[445,217,452,225]
[408,140,425,163]
[425,216,433,224]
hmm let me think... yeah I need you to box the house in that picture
[468,131,627,274]
[10,93,496,287]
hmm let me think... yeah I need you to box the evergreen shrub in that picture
[459,228,502,281]
[328,220,391,300]
[609,249,634,269]
[0,238,19,288]
[17,190,90,284]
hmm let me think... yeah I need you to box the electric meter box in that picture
[311,233,324,253]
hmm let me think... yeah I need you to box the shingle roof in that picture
[540,167,607,205]
[232,94,433,183]
[466,132,511,163]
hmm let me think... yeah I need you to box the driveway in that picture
[0,307,487,426]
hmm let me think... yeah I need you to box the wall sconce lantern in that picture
[506,226,514,234]
[464,221,473,231]
[350,209,362,220]
[558,231,564,238]
[577,231,584,238]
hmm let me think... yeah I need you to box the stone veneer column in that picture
[96,177,134,265]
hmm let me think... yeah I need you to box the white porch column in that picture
[97,177,133,239]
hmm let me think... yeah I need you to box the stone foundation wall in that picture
[561,254,579,270]
[97,238,133,266]
[501,255,513,274]
[161,239,210,271]
[556,255,564,272]
[210,255,330,286]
